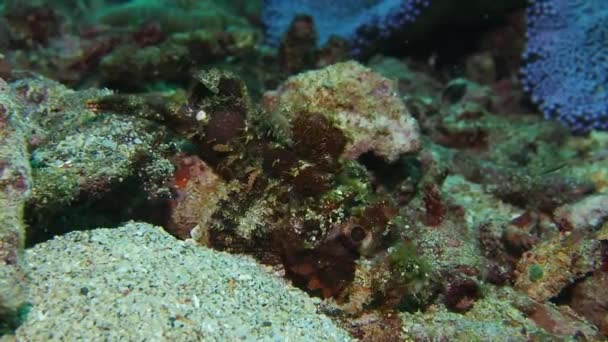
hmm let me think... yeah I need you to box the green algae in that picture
[388,241,431,289]
[528,263,544,283]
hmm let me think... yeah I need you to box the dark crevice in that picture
[25,177,170,247]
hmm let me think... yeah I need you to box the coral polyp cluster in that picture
[522,0,608,132]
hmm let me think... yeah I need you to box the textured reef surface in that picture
[1,0,608,340]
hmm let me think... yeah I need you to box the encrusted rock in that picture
[262,61,421,162]
[568,272,608,336]
[400,286,598,341]
[8,76,173,243]
[0,77,32,330]
[514,226,606,302]
[554,194,608,232]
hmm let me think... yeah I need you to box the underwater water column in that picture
[262,0,430,50]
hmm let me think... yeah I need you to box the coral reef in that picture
[97,27,259,90]
[2,0,608,339]
[12,56,606,340]
[94,0,256,34]
[0,0,262,92]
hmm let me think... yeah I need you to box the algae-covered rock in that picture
[514,226,606,302]
[4,76,173,241]
[554,194,608,232]
[17,222,352,341]
[400,286,598,341]
[98,27,259,89]
[95,0,256,34]
[262,61,421,162]
[0,78,32,332]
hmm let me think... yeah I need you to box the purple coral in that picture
[262,0,430,52]
[521,0,608,133]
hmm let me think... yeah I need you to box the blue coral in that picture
[262,0,430,51]
[521,0,608,133]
